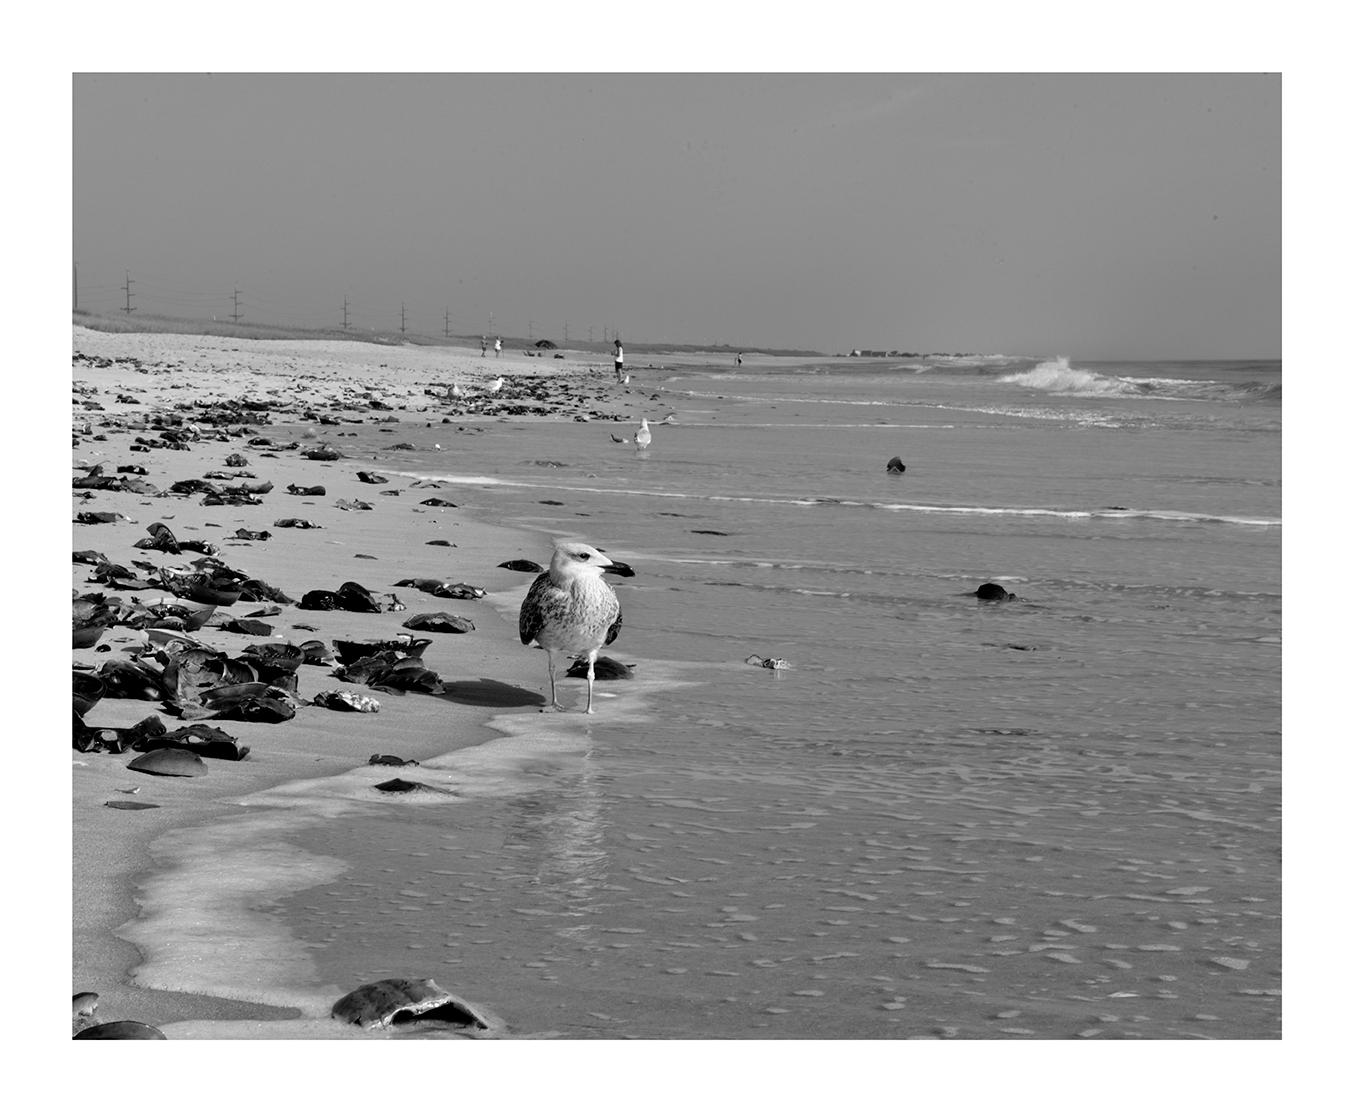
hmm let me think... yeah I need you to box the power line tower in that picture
[400,303,407,334]
[231,288,243,323]
[122,270,136,314]
[564,322,569,345]
[444,309,451,339]
[341,296,350,331]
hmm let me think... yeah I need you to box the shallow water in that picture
[129,355,1281,1038]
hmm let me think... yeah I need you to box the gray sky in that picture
[73,73,1279,359]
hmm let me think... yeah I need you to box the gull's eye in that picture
[577,552,590,560]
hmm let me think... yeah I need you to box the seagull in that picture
[450,383,465,398]
[659,412,677,425]
[635,418,652,451]
[487,377,504,394]
[519,541,635,713]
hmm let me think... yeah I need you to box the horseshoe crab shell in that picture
[127,748,208,777]
[331,978,491,1032]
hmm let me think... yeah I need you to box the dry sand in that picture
[69,325,632,1036]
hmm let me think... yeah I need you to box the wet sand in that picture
[70,325,658,1034]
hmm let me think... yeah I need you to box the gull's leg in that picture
[544,651,564,712]
[584,651,597,714]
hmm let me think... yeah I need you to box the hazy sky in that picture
[73,73,1279,359]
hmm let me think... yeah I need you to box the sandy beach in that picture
[71,323,660,1037]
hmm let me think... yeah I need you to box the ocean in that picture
[126,354,1282,1039]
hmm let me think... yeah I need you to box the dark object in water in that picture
[127,748,209,777]
[73,1020,167,1040]
[426,539,454,547]
[566,655,632,680]
[402,612,475,634]
[974,582,1016,602]
[691,529,728,536]
[497,559,544,573]
[885,457,906,474]
[369,753,419,767]
[287,483,326,496]
[330,977,491,1031]
[105,800,161,811]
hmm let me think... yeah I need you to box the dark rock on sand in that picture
[274,518,322,529]
[287,483,327,496]
[886,456,907,473]
[426,539,455,547]
[73,672,105,717]
[219,618,274,637]
[128,748,208,777]
[566,655,633,680]
[373,777,424,793]
[303,447,342,461]
[419,497,458,507]
[300,581,381,613]
[394,578,486,600]
[497,559,544,573]
[974,582,1016,601]
[313,689,381,713]
[369,754,419,767]
[357,471,389,484]
[105,800,161,811]
[331,977,491,1032]
[333,635,431,665]
[402,612,475,634]
[73,1020,167,1040]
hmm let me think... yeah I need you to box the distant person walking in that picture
[736,352,743,366]
[480,336,487,358]
[613,339,625,383]
[494,337,502,358]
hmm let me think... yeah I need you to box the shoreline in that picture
[71,325,669,1036]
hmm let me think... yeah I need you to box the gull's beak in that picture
[602,559,635,578]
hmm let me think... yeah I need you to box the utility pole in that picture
[444,309,450,339]
[588,326,594,344]
[564,322,569,345]
[122,270,135,315]
[489,311,494,335]
[231,288,242,323]
[400,303,407,334]
[341,296,350,331]
[73,259,78,311]
[528,320,534,342]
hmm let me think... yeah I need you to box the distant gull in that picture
[635,418,652,451]
[487,377,504,394]
[450,383,465,398]
[519,541,635,713]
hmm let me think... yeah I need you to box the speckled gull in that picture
[519,541,635,713]
[635,418,652,451]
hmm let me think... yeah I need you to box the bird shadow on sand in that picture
[436,678,544,708]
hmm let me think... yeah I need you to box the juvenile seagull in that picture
[635,418,652,451]
[519,541,635,713]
